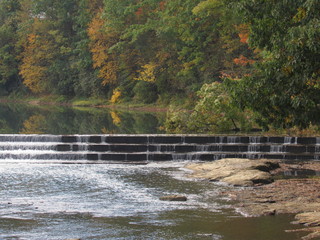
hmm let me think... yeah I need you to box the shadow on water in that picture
[0,102,165,134]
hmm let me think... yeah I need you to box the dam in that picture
[0,134,313,239]
[0,134,319,162]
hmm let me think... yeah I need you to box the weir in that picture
[0,134,319,162]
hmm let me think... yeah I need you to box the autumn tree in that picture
[87,9,119,87]
[18,0,101,95]
[19,31,54,93]
[70,0,105,97]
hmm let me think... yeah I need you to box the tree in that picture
[19,31,54,93]
[165,82,254,133]
[0,0,21,95]
[231,0,320,129]
[87,9,119,86]
[72,0,104,97]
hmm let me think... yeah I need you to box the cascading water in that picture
[315,138,320,160]
[248,145,260,153]
[270,145,285,153]
[0,134,317,239]
[249,136,261,144]
[227,136,239,144]
[284,137,292,144]
[0,134,320,162]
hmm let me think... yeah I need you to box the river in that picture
[0,102,165,134]
[0,102,304,239]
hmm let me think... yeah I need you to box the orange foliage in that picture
[233,55,255,66]
[219,72,241,81]
[135,7,143,16]
[238,32,249,44]
[236,24,249,44]
[88,10,119,86]
[159,1,166,10]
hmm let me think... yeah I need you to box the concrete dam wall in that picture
[0,134,319,162]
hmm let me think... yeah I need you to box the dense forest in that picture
[0,0,319,133]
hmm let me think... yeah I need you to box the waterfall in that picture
[0,134,319,162]
[248,145,260,153]
[270,145,285,153]
[284,137,292,144]
[196,145,210,152]
[249,136,261,144]
[315,137,320,156]
[227,136,239,144]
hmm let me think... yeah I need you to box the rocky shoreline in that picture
[185,159,320,240]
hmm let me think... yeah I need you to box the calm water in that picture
[0,102,165,134]
[0,103,304,239]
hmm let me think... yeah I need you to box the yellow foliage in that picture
[20,115,45,134]
[306,79,320,89]
[192,0,221,16]
[293,7,307,23]
[19,32,55,93]
[88,10,119,86]
[110,111,121,125]
[99,61,118,86]
[110,88,121,103]
[134,63,157,82]
[101,127,116,134]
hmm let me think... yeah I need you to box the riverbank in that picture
[0,96,169,113]
[2,96,320,136]
[185,159,320,240]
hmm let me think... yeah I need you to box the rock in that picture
[225,178,320,217]
[222,170,272,186]
[185,158,279,186]
[302,231,320,240]
[286,227,320,240]
[255,199,276,204]
[159,195,187,201]
[294,212,320,227]
[263,209,276,216]
[197,233,214,237]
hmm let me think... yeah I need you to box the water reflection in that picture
[0,102,165,134]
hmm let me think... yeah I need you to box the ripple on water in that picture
[0,162,304,240]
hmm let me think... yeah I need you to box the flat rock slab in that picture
[294,212,320,227]
[185,158,279,186]
[227,178,320,216]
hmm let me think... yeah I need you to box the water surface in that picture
[0,102,305,239]
[0,102,165,134]
[0,161,303,240]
